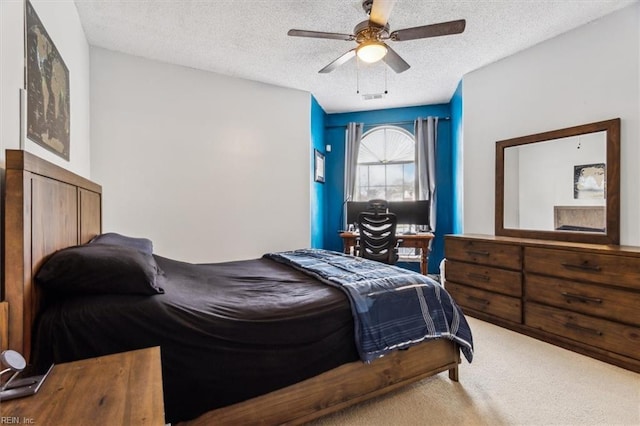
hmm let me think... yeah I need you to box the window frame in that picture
[354,125,416,202]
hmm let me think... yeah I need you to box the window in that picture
[354,126,417,258]
[355,126,415,202]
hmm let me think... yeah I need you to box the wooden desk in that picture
[340,232,434,275]
[1,347,165,425]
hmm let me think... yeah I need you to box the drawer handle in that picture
[467,295,490,305]
[564,322,603,336]
[467,273,490,282]
[561,292,603,304]
[466,250,490,257]
[560,262,601,272]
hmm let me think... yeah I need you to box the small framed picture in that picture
[314,149,325,183]
[574,163,605,199]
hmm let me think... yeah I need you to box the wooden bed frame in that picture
[2,149,461,425]
[3,150,102,360]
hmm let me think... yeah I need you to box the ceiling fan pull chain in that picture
[356,57,361,94]
[384,64,388,94]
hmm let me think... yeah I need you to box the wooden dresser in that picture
[445,234,640,372]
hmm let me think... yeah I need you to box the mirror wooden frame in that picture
[495,118,620,245]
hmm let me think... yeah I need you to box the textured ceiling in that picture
[73,0,637,113]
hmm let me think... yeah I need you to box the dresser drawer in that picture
[447,282,521,323]
[446,238,521,270]
[525,247,639,290]
[446,260,521,297]
[526,303,640,360]
[526,274,640,326]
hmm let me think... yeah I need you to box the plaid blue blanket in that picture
[264,249,473,363]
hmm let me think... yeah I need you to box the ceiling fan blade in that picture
[391,19,466,42]
[369,0,397,27]
[382,45,410,73]
[288,29,354,41]
[319,49,356,73]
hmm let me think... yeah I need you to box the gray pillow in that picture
[36,244,164,295]
[90,232,153,254]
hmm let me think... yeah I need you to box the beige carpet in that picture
[309,317,640,426]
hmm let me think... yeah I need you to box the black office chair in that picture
[356,210,401,265]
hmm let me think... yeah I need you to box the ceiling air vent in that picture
[362,93,385,100]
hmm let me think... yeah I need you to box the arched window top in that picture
[359,126,414,164]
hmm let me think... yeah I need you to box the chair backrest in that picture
[356,211,399,264]
[367,199,388,214]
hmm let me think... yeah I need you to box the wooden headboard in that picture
[3,150,102,360]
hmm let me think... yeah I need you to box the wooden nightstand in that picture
[0,347,165,425]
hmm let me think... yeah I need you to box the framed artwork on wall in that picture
[25,0,70,160]
[314,149,325,183]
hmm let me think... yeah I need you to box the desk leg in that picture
[420,244,428,275]
[342,237,356,255]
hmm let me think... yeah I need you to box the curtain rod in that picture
[326,116,450,129]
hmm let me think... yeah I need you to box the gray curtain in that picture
[415,117,438,231]
[344,122,363,227]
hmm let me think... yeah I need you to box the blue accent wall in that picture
[450,81,464,234]
[322,104,454,274]
[310,96,327,248]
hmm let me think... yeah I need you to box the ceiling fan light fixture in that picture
[356,41,387,63]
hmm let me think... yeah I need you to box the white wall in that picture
[0,0,91,175]
[90,48,311,263]
[463,3,640,245]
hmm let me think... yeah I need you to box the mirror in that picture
[495,118,620,245]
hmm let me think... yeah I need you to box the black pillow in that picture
[36,244,164,295]
[89,232,153,254]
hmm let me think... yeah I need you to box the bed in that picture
[2,149,472,425]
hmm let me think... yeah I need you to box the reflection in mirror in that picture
[503,131,606,232]
[495,118,620,245]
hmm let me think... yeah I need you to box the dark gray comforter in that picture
[33,255,357,423]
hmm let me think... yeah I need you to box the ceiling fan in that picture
[287,0,465,74]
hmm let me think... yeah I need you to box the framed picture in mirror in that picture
[574,163,605,199]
